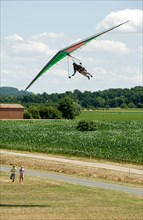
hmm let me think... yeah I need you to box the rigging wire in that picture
[68,54,81,64]
[67,56,71,78]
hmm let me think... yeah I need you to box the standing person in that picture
[10,165,17,182]
[19,166,25,184]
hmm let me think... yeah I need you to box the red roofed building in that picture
[0,104,24,119]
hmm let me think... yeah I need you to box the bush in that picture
[24,110,32,119]
[120,103,128,109]
[39,106,62,119]
[24,105,62,119]
[76,120,97,131]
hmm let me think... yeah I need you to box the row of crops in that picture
[0,119,142,164]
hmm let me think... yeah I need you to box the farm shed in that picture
[0,104,24,119]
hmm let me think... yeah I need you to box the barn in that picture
[0,104,24,119]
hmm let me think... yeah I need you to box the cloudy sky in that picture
[1,0,142,94]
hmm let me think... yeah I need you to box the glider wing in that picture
[25,20,129,90]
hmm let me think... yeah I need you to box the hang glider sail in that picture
[25,20,129,90]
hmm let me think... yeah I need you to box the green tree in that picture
[128,102,136,108]
[58,96,80,119]
[137,102,143,108]
[28,106,41,119]
[120,103,128,109]
[94,96,105,108]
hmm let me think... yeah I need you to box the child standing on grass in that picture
[19,166,25,184]
[10,165,17,182]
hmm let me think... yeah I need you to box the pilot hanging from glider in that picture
[67,54,92,80]
[69,62,93,80]
[25,20,129,91]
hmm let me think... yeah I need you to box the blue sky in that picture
[1,0,142,94]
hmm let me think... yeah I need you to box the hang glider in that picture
[25,20,129,90]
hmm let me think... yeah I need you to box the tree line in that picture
[24,96,81,119]
[0,86,142,109]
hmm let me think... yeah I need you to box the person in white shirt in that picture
[19,166,25,184]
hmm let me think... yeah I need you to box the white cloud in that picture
[92,67,107,80]
[11,41,56,56]
[117,66,142,85]
[87,39,130,54]
[31,32,65,41]
[5,34,24,42]
[98,9,142,33]
[1,64,30,88]
[120,65,141,77]
[5,34,57,57]
[91,64,142,91]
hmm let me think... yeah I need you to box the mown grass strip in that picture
[1,171,142,220]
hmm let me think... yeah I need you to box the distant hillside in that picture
[0,87,32,96]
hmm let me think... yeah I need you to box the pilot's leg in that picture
[80,71,90,80]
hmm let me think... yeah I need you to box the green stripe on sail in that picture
[40,52,67,76]
[25,52,68,90]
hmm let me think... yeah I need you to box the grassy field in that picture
[77,109,143,121]
[0,117,142,163]
[1,171,142,220]
[1,110,142,220]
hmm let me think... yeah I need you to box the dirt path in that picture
[1,150,142,175]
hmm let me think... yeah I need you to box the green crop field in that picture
[0,110,142,164]
[77,109,143,121]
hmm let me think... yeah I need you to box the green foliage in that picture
[77,120,96,131]
[73,102,82,116]
[0,86,142,109]
[120,103,128,109]
[58,96,80,119]
[0,86,32,96]
[23,98,79,120]
[39,106,62,119]
[128,102,136,108]
[24,110,32,119]
[28,106,41,119]
[24,105,62,119]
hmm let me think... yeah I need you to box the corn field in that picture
[0,120,142,164]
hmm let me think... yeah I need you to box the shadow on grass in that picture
[0,204,50,207]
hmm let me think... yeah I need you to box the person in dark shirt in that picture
[69,62,93,80]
